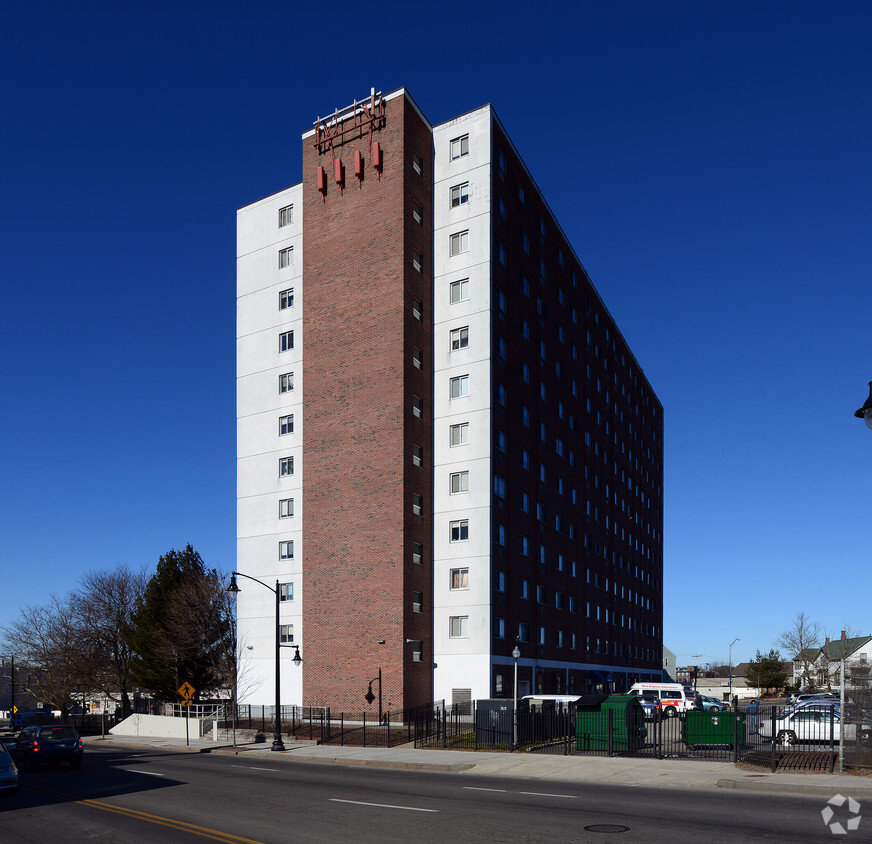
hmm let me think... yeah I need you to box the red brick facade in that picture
[302,93,433,713]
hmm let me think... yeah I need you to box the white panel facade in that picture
[237,184,304,706]
[431,108,494,703]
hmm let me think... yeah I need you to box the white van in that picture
[627,682,697,717]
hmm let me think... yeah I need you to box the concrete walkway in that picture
[92,733,872,798]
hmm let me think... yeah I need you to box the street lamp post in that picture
[855,381,872,430]
[728,637,741,703]
[512,644,521,748]
[1,656,13,723]
[227,572,301,752]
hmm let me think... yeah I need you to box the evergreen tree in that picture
[125,544,232,700]
[746,648,789,691]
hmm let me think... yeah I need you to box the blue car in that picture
[0,743,18,796]
[700,695,728,712]
[6,724,83,770]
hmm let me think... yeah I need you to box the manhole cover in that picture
[583,825,630,833]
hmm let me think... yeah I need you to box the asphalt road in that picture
[0,745,853,842]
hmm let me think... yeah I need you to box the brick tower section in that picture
[302,92,433,714]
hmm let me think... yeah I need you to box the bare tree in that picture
[2,595,84,716]
[776,612,822,690]
[75,566,148,717]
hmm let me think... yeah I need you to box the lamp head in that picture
[226,573,240,594]
[855,381,872,430]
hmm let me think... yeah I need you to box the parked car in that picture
[699,695,728,712]
[639,693,660,719]
[685,692,705,711]
[0,743,18,796]
[759,708,871,746]
[6,724,83,769]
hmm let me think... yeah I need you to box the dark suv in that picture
[7,725,83,769]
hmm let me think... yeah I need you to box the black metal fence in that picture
[233,704,415,748]
[412,697,872,772]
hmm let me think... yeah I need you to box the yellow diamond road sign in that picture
[178,682,196,700]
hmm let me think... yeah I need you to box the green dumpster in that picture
[683,711,746,749]
[576,694,647,752]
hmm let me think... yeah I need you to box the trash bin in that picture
[576,694,646,752]
[683,711,747,749]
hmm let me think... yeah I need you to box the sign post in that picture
[178,682,196,747]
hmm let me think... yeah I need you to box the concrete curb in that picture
[716,778,872,798]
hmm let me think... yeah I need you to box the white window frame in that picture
[279,205,294,227]
[279,288,294,310]
[450,134,469,160]
[279,624,294,644]
[280,456,294,477]
[279,582,294,601]
[279,498,294,518]
[279,414,294,436]
[450,375,469,399]
[450,230,469,256]
[450,182,469,207]
[449,615,469,638]
[450,278,470,303]
[450,471,469,495]
[279,246,294,268]
[450,519,469,542]
[449,422,469,447]
[279,372,294,393]
[450,567,470,590]
[279,540,294,560]
[450,326,469,351]
[280,331,294,352]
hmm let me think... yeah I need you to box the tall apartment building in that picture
[237,88,664,715]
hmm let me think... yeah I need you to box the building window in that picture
[412,297,423,321]
[279,624,294,644]
[411,640,424,662]
[279,498,294,518]
[495,429,506,453]
[493,475,506,499]
[279,414,294,436]
[412,542,423,564]
[412,591,423,613]
[497,195,507,220]
[412,151,423,176]
[280,288,294,310]
[412,494,423,516]
[519,491,529,512]
[495,570,506,592]
[518,622,529,643]
[450,183,469,207]
[497,241,506,267]
[450,519,469,542]
[450,422,469,446]
[450,375,469,398]
[493,522,506,546]
[451,568,469,590]
[279,540,294,560]
[449,615,469,638]
[450,326,469,350]
[279,457,294,477]
[279,247,294,269]
[494,617,506,639]
[450,230,469,256]
[519,579,529,599]
[497,148,506,178]
[280,331,294,352]
[279,205,294,227]
[279,372,294,393]
[412,347,423,370]
[413,200,423,225]
[412,444,424,468]
[412,396,424,418]
[450,278,470,303]
[450,134,469,160]
[412,250,423,273]
[520,231,530,254]
[538,626,546,646]
[537,585,546,605]
[279,582,294,601]
[450,471,469,494]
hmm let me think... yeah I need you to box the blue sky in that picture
[2,1,870,671]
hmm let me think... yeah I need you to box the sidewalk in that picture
[92,733,872,798]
